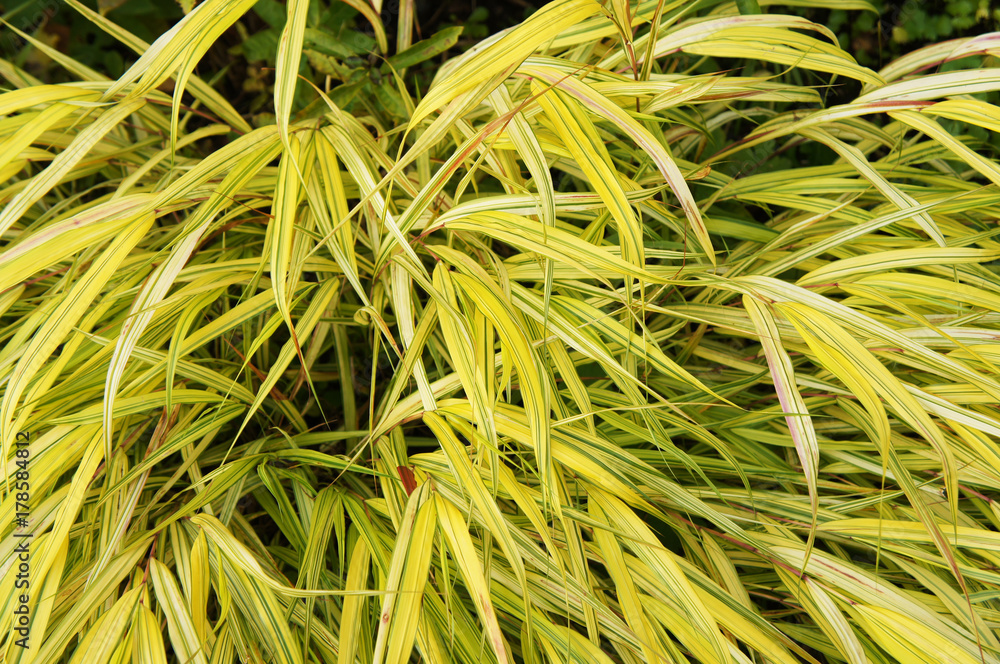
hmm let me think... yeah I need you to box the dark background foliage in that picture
[3,0,997,83]
[2,0,997,204]
[3,0,996,187]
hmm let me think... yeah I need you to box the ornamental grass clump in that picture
[3,0,1000,662]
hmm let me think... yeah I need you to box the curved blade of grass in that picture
[1,213,153,474]
[0,102,81,176]
[852,272,1000,314]
[337,537,371,664]
[104,0,256,101]
[0,195,152,294]
[409,0,599,127]
[189,513,342,598]
[445,211,662,283]
[62,0,251,132]
[732,275,1000,401]
[890,109,1000,187]
[450,272,557,515]
[339,0,388,53]
[589,498,664,664]
[425,411,531,607]
[372,483,436,664]
[654,14,840,54]
[875,33,1000,84]
[798,247,1000,286]
[921,98,1000,133]
[274,0,308,146]
[590,488,729,664]
[149,559,209,664]
[744,295,819,566]
[65,588,139,664]
[271,133,304,340]
[435,494,513,664]
[682,26,882,86]
[134,604,169,664]
[851,603,983,664]
[0,98,145,238]
[522,66,714,264]
[856,69,1000,103]
[776,302,969,598]
[797,127,944,246]
[531,80,644,272]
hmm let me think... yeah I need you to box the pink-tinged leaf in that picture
[644,15,838,62]
[857,69,1000,104]
[878,33,1000,83]
[744,295,819,559]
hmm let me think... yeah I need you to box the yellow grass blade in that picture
[851,604,984,664]
[149,559,209,664]
[372,483,437,664]
[435,494,513,664]
[409,0,600,127]
[589,488,730,664]
[532,80,645,272]
[744,295,820,561]
[589,498,665,664]
[0,98,145,238]
[337,538,372,664]
[275,0,309,145]
[134,605,169,664]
